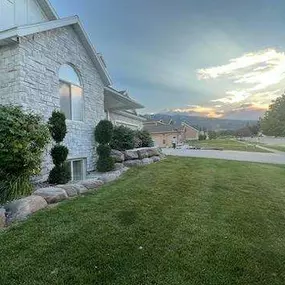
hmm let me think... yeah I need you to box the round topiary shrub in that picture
[50,145,69,166]
[96,157,115,172]
[0,105,50,203]
[95,120,114,144]
[94,120,115,172]
[48,111,71,184]
[48,163,71,185]
[48,111,67,143]
[96,144,111,157]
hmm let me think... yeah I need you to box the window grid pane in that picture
[59,81,71,120]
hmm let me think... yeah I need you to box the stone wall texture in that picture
[0,26,106,179]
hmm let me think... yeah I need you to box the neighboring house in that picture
[0,0,145,181]
[144,120,199,147]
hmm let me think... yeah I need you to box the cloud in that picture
[173,105,224,118]
[178,48,285,120]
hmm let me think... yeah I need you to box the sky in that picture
[50,0,285,120]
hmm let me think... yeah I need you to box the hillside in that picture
[143,113,257,131]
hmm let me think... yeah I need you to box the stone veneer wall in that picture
[0,26,106,179]
[109,110,144,130]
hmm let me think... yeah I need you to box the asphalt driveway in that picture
[163,148,285,165]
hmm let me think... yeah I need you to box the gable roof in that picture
[144,123,182,134]
[143,120,199,134]
[0,16,112,86]
[37,0,59,20]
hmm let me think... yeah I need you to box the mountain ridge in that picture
[143,113,257,131]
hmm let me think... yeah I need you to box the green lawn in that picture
[1,157,285,284]
[258,144,285,152]
[188,139,271,152]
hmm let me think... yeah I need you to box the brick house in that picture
[144,120,199,147]
[0,0,145,180]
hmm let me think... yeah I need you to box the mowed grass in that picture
[1,157,285,284]
[258,143,285,152]
[189,139,271,152]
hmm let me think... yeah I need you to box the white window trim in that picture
[68,158,87,181]
[59,79,84,122]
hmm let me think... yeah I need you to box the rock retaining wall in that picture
[0,147,164,228]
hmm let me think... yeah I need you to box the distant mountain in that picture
[143,113,257,131]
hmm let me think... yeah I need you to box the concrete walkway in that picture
[162,148,285,165]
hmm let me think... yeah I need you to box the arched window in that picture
[59,64,83,121]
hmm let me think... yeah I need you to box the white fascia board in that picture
[112,110,146,122]
[0,16,112,86]
[105,87,144,109]
[37,0,59,20]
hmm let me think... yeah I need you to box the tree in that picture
[260,95,285,136]
[48,111,71,184]
[208,131,217,140]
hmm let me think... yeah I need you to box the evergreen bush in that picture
[135,130,154,147]
[110,125,135,151]
[95,120,115,172]
[48,111,71,184]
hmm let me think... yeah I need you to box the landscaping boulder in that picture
[147,147,160,157]
[124,149,139,160]
[99,171,122,183]
[33,187,68,204]
[111,150,125,162]
[72,184,90,195]
[4,196,47,222]
[57,184,78,197]
[142,158,153,165]
[152,156,161,162]
[114,163,124,170]
[124,160,143,167]
[79,179,104,190]
[137,148,149,159]
[0,208,6,228]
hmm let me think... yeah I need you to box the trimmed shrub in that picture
[48,111,67,143]
[135,130,154,147]
[95,120,114,144]
[0,105,50,203]
[50,145,69,166]
[48,111,71,184]
[95,120,115,172]
[48,163,71,185]
[96,157,115,173]
[96,144,111,157]
[110,125,135,151]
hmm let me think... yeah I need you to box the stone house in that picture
[144,120,199,147]
[0,0,145,181]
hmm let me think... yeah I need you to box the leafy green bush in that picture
[95,120,115,172]
[0,105,50,203]
[48,163,71,185]
[95,120,114,144]
[110,126,135,151]
[135,130,154,147]
[48,111,71,184]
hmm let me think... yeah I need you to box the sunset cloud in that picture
[182,48,285,119]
